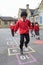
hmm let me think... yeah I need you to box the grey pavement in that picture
[0,28,43,65]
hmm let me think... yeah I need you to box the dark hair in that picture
[32,22,34,28]
[21,11,27,17]
[35,22,38,24]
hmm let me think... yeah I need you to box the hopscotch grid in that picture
[8,46,36,56]
[16,53,37,65]
[7,37,36,56]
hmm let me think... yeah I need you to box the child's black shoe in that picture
[38,37,40,40]
[20,49,23,55]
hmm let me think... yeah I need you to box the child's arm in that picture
[28,20,31,29]
[14,21,19,33]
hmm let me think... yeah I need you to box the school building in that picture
[0,16,18,28]
[0,0,43,28]
[18,0,43,29]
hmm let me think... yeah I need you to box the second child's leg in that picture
[37,31,40,40]
[31,30,33,37]
[11,29,14,37]
[35,31,40,40]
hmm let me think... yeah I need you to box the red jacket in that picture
[30,23,34,30]
[34,24,39,31]
[10,24,15,30]
[14,19,31,34]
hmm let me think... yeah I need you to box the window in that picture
[4,21,8,25]
[40,11,43,25]
[40,16,42,24]
[36,16,38,22]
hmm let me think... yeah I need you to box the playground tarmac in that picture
[0,28,43,65]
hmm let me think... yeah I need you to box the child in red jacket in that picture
[10,22,15,37]
[34,22,40,40]
[14,11,31,55]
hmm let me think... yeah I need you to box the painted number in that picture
[20,55,29,60]
[12,50,17,52]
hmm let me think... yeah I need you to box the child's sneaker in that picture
[38,37,40,40]
[20,49,23,55]
[34,35,35,37]
[31,35,33,37]
[24,48,28,51]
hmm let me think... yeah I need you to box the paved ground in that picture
[0,28,43,65]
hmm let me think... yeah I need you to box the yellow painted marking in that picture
[8,49,10,56]
[29,46,36,52]
[8,46,36,56]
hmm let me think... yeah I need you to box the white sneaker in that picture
[24,48,28,51]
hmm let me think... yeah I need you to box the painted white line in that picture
[7,41,14,45]
[8,49,10,56]
[7,41,9,45]
[14,38,19,46]
[29,46,36,52]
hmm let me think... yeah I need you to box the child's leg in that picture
[31,30,35,37]
[31,30,33,37]
[11,29,14,37]
[33,30,35,37]
[37,31,40,39]
[24,34,30,47]
[20,34,24,54]
[35,31,40,39]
